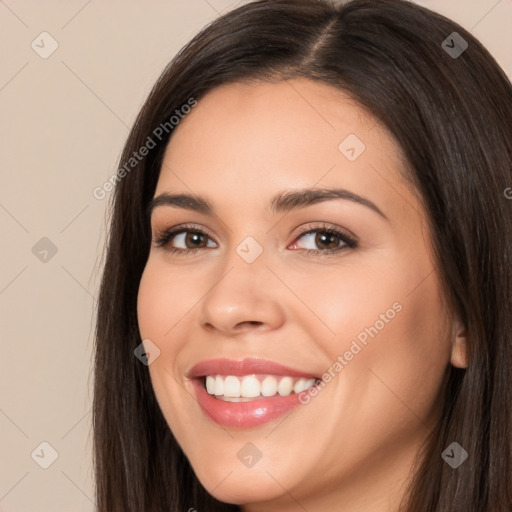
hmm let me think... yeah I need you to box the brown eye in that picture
[292,226,357,252]
[314,231,343,250]
[154,225,217,252]
[183,231,208,248]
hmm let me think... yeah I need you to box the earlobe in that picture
[450,323,468,368]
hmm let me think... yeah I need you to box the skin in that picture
[137,78,468,512]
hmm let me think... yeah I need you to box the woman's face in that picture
[137,79,464,510]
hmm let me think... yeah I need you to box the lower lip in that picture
[191,378,306,428]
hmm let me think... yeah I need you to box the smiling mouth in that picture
[201,373,320,401]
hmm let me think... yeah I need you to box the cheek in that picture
[283,258,407,352]
[136,259,208,388]
[293,258,451,433]
[137,259,197,341]
[299,243,452,374]
[341,277,450,436]
[136,261,198,435]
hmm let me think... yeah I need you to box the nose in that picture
[197,250,286,336]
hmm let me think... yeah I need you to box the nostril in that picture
[238,321,263,329]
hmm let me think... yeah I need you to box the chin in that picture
[192,464,287,505]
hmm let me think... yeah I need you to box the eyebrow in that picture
[147,188,388,220]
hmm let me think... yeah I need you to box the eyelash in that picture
[152,222,358,257]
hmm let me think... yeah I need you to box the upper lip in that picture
[187,358,321,379]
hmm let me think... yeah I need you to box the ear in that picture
[450,318,468,369]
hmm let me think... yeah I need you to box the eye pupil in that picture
[316,231,339,250]
[186,232,206,248]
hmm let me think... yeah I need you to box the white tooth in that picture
[293,378,308,393]
[304,378,317,390]
[277,376,294,396]
[206,376,216,394]
[214,375,224,396]
[240,375,261,398]
[260,376,278,396]
[223,376,241,397]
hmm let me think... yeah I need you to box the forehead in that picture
[155,79,415,221]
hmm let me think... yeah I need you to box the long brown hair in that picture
[93,1,512,510]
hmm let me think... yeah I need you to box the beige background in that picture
[0,1,510,510]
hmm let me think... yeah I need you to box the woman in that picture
[93,0,512,510]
